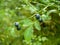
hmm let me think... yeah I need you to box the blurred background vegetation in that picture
[0,0,60,45]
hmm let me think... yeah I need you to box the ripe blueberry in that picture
[15,22,19,27]
[38,18,43,23]
[17,26,21,30]
[35,14,40,19]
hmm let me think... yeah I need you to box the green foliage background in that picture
[0,0,60,45]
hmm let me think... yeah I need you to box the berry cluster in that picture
[35,14,43,23]
[15,22,21,30]
[14,14,46,30]
[35,14,46,27]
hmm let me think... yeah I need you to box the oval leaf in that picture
[24,26,33,42]
[34,21,41,31]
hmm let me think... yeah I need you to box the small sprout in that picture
[42,37,48,42]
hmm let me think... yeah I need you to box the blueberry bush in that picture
[0,0,60,45]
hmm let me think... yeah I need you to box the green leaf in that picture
[22,0,29,4]
[41,14,51,22]
[22,4,37,13]
[24,26,33,42]
[10,28,16,37]
[34,21,41,31]
[28,4,37,13]
[42,37,48,42]
[22,18,32,27]
[47,10,57,15]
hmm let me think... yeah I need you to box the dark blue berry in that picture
[35,14,40,19]
[15,22,19,27]
[17,26,21,30]
[38,18,43,23]
[15,22,21,30]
